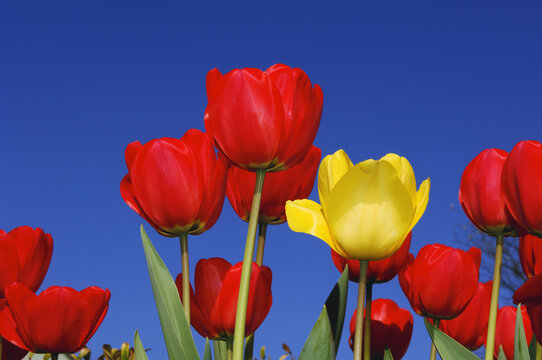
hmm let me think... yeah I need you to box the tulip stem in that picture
[232,169,266,360]
[227,340,233,360]
[180,233,191,324]
[484,234,503,360]
[51,354,59,360]
[255,223,268,266]
[429,319,440,360]
[363,281,373,360]
[537,342,542,360]
[353,260,369,360]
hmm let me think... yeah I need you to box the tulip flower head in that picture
[513,273,542,345]
[175,258,272,341]
[348,299,413,360]
[399,244,480,320]
[204,64,323,172]
[0,283,110,354]
[519,234,542,279]
[286,150,429,260]
[121,129,228,237]
[488,306,532,360]
[0,226,53,298]
[438,281,492,351]
[331,232,412,283]
[459,148,524,237]
[227,146,321,224]
[502,140,542,237]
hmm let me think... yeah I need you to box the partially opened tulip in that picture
[488,306,532,360]
[0,283,110,356]
[0,226,53,298]
[519,234,542,279]
[348,299,413,360]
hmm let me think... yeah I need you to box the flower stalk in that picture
[363,282,373,360]
[180,233,190,324]
[485,234,504,360]
[353,260,369,360]
[429,319,440,360]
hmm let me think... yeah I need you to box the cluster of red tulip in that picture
[0,227,110,360]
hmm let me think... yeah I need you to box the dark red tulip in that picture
[487,306,532,360]
[502,140,542,237]
[121,129,228,237]
[348,299,413,360]
[175,258,272,340]
[0,283,110,354]
[459,148,524,237]
[0,226,53,298]
[519,234,542,278]
[1,336,27,360]
[513,273,542,343]
[227,146,321,224]
[398,244,480,319]
[438,281,492,351]
[204,64,323,172]
[331,232,412,283]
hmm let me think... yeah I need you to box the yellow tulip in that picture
[285,150,430,260]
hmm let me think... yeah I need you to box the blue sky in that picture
[1,1,542,359]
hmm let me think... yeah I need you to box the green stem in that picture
[429,319,440,360]
[537,342,542,360]
[363,281,373,360]
[232,169,266,360]
[484,234,503,360]
[227,339,233,360]
[353,260,369,360]
[180,233,191,324]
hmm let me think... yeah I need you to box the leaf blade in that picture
[298,306,335,360]
[324,266,349,355]
[424,318,480,360]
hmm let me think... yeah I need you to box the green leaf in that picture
[134,330,149,360]
[324,265,349,355]
[497,346,507,360]
[203,339,212,360]
[383,348,394,360]
[298,306,335,360]
[529,336,537,360]
[141,225,200,360]
[213,340,227,360]
[424,318,480,360]
[515,304,530,360]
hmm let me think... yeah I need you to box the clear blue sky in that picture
[1,2,542,359]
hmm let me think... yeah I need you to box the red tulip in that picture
[438,281,492,351]
[175,258,272,340]
[348,299,413,360]
[204,64,323,172]
[121,129,228,237]
[1,338,27,360]
[488,306,532,360]
[513,273,542,343]
[502,140,542,237]
[459,148,524,237]
[0,226,53,298]
[398,244,480,319]
[226,146,321,224]
[0,283,110,354]
[331,232,412,283]
[519,234,542,278]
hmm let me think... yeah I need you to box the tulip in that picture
[519,234,542,279]
[438,281,492,351]
[348,299,413,360]
[331,232,412,283]
[502,140,542,237]
[204,64,323,172]
[120,128,228,237]
[175,258,272,342]
[459,148,524,237]
[0,283,110,355]
[399,244,480,320]
[286,150,430,261]
[487,306,532,360]
[514,273,542,350]
[227,146,321,225]
[0,226,53,298]
[1,339,27,360]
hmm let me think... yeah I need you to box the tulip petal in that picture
[125,141,143,170]
[381,154,417,201]
[326,160,415,260]
[79,287,111,346]
[514,273,542,305]
[409,178,430,232]
[317,150,353,210]
[285,199,347,257]
[0,300,30,351]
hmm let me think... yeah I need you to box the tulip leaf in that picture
[203,339,212,360]
[529,336,537,360]
[298,306,336,360]
[134,330,149,360]
[324,265,349,355]
[213,340,227,360]
[141,225,200,360]
[244,335,254,360]
[424,318,480,360]
[497,347,507,360]
[514,304,529,360]
[383,348,394,360]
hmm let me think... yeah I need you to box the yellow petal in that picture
[285,199,348,257]
[317,150,353,210]
[380,153,417,204]
[325,160,415,260]
[408,177,430,232]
